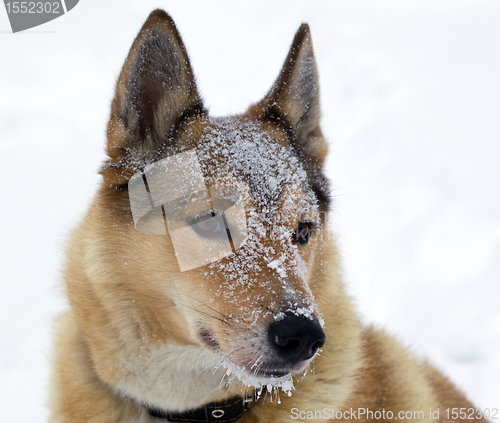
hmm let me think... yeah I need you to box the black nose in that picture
[268,313,326,363]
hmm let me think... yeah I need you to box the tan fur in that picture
[49,10,488,423]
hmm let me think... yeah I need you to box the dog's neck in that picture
[113,343,247,412]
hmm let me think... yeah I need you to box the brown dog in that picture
[49,9,488,423]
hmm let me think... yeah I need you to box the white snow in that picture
[1,1,499,420]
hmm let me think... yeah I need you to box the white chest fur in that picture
[114,343,244,412]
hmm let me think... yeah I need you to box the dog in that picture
[49,9,488,423]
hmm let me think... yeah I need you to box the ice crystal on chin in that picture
[218,355,317,402]
[219,355,299,402]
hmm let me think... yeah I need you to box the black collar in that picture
[147,395,255,422]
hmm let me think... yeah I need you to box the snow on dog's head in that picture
[193,117,326,383]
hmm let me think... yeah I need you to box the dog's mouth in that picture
[255,368,290,378]
[199,329,221,351]
[250,365,308,380]
[249,357,313,379]
[198,311,324,385]
[224,357,312,391]
[198,329,299,380]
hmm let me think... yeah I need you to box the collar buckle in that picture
[243,393,255,410]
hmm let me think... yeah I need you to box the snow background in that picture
[1,1,499,420]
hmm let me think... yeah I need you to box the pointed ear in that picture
[247,24,327,168]
[105,9,205,180]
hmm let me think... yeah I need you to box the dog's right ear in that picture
[103,9,205,183]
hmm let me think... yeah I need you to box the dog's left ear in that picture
[247,24,327,168]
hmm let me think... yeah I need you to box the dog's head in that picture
[97,10,331,386]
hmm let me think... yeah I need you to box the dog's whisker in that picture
[120,285,172,304]
[185,295,232,320]
[178,302,232,327]
[218,347,244,370]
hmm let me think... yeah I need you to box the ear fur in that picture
[104,9,205,181]
[247,24,327,168]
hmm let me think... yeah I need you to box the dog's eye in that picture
[190,213,224,237]
[293,221,312,244]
